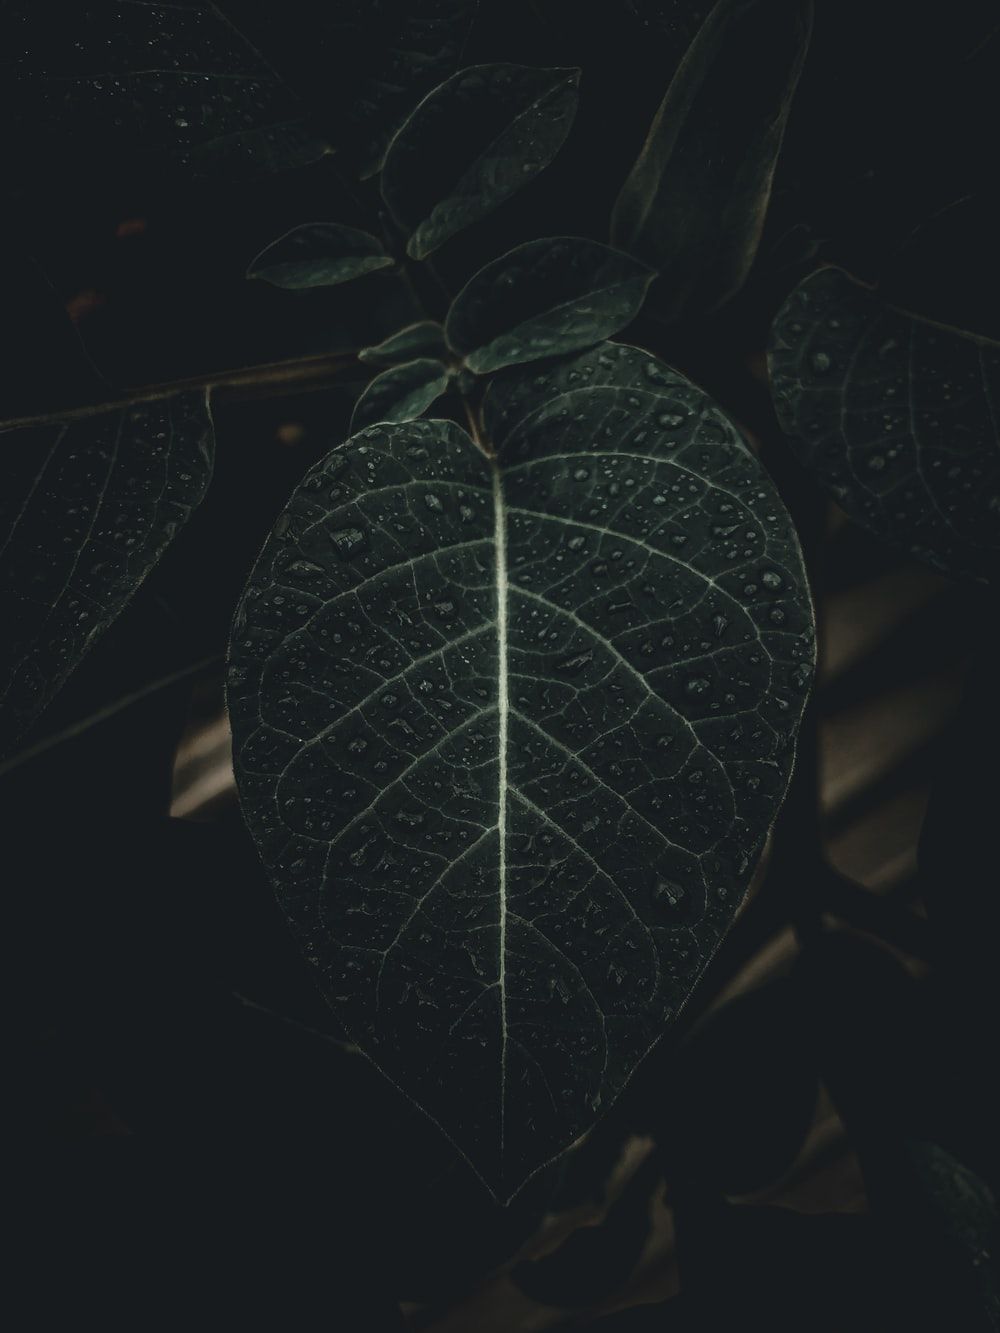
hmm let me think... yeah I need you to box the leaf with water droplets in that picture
[769,267,1000,582]
[0,393,214,754]
[611,0,813,322]
[359,322,448,366]
[247,224,393,290]
[227,347,813,1199]
[446,238,656,374]
[381,63,581,259]
[350,359,452,432]
[2,1,329,185]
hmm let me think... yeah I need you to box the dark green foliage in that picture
[445,237,655,372]
[247,224,394,289]
[0,395,214,753]
[770,268,1000,582]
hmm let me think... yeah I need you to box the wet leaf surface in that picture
[350,358,453,432]
[0,393,214,753]
[247,223,393,289]
[228,344,813,1199]
[769,267,1000,582]
[381,63,580,259]
[2,1,328,185]
[446,237,655,373]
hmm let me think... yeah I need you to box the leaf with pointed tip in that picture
[2,1,328,186]
[381,63,581,259]
[0,394,214,754]
[359,322,448,367]
[611,0,813,322]
[247,224,393,290]
[227,343,813,1200]
[769,267,1000,582]
[446,238,656,374]
[350,359,452,432]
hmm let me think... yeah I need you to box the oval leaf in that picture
[611,0,813,322]
[769,267,1000,582]
[350,359,452,432]
[381,63,581,260]
[227,352,813,1199]
[247,224,393,290]
[446,238,655,374]
[0,392,214,753]
[359,321,448,366]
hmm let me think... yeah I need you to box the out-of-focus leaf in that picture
[769,267,1000,582]
[350,358,452,431]
[359,321,448,366]
[664,978,818,1194]
[511,1154,661,1306]
[445,237,655,373]
[1,1,328,185]
[0,393,214,753]
[381,63,581,259]
[247,224,393,289]
[611,0,813,321]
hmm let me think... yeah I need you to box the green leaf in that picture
[381,63,581,260]
[247,224,394,290]
[350,359,452,431]
[445,238,655,374]
[227,341,814,1200]
[338,0,482,179]
[611,0,813,322]
[2,1,328,186]
[359,322,448,366]
[0,393,214,754]
[768,267,1000,582]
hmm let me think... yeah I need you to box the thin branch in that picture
[0,653,222,778]
[1,350,361,435]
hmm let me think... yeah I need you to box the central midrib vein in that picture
[491,458,510,1163]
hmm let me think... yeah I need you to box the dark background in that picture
[8,2,1000,1327]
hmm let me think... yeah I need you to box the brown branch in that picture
[0,349,362,434]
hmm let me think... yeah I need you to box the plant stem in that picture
[0,653,222,778]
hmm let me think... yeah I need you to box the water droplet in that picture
[331,526,366,558]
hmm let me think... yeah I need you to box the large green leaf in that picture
[227,342,813,1199]
[350,359,452,432]
[0,393,214,753]
[611,0,813,322]
[380,63,581,260]
[769,267,1000,582]
[446,238,655,374]
[2,1,328,185]
[247,224,393,290]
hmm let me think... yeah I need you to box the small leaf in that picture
[768,267,1000,582]
[611,0,813,321]
[247,224,393,290]
[350,359,452,432]
[228,346,814,1200]
[381,63,581,259]
[359,322,448,366]
[446,238,655,374]
[0,393,214,753]
[3,1,328,186]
